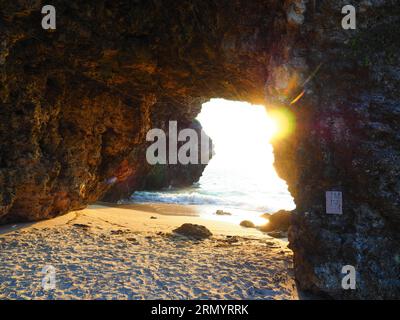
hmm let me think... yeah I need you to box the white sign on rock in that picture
[326,191,343,215]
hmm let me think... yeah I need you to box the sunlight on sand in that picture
[199,208,269,227]
[0,204,298,300]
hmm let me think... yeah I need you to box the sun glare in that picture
[197,98,294,145]
[265,115,280,141]
[196,98,296,217]
[267,108,296,141]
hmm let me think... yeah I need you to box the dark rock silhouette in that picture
[102,119,212,202]
[240,220,256,228]
[173,223,212,240]
[260,210,291,232]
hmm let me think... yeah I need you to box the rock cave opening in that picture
[1,0,399,300]
[130,98,296,227]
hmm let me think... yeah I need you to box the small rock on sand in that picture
[126,237,139,244]
[240,220,256,228]
[215,210,232,216]
[267,231,287,239]
[225,236,240,244]
[173,223,212,239]
[110,229,129,235]
[72,223,90,230]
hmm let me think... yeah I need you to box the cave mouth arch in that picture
[131,98,296,226]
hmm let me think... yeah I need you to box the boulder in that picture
[240,220,256,228]
[259,210,291,232]
[173,224,212,240]
[102,120,213,201]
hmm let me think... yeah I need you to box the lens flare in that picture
[266,108,296,141]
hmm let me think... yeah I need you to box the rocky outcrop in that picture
[271,1,400,299]
[260,210,291,232]
[102,118,212,202]
[1,0,279,223]
[1,0,399,299]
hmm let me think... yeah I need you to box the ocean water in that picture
[130,168,294,213]
[127,99,295,225]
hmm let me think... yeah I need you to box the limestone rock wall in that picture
[0,0,285,222]
[102,114,213,202]
[269,0,400,299]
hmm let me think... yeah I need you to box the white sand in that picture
[0,204,298,300]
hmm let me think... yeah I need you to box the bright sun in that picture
[196,98,296,215]
[267,108,296,141]
[197,98,292,144]
[265,114,280,141]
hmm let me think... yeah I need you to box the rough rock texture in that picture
[260,210,291,232]
[1,0,399,299]
[1,0,276,222]
[102,118,213,202]
[272,1,400,299]
[173,223,213,240]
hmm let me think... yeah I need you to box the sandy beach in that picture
[0,203,298,300]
